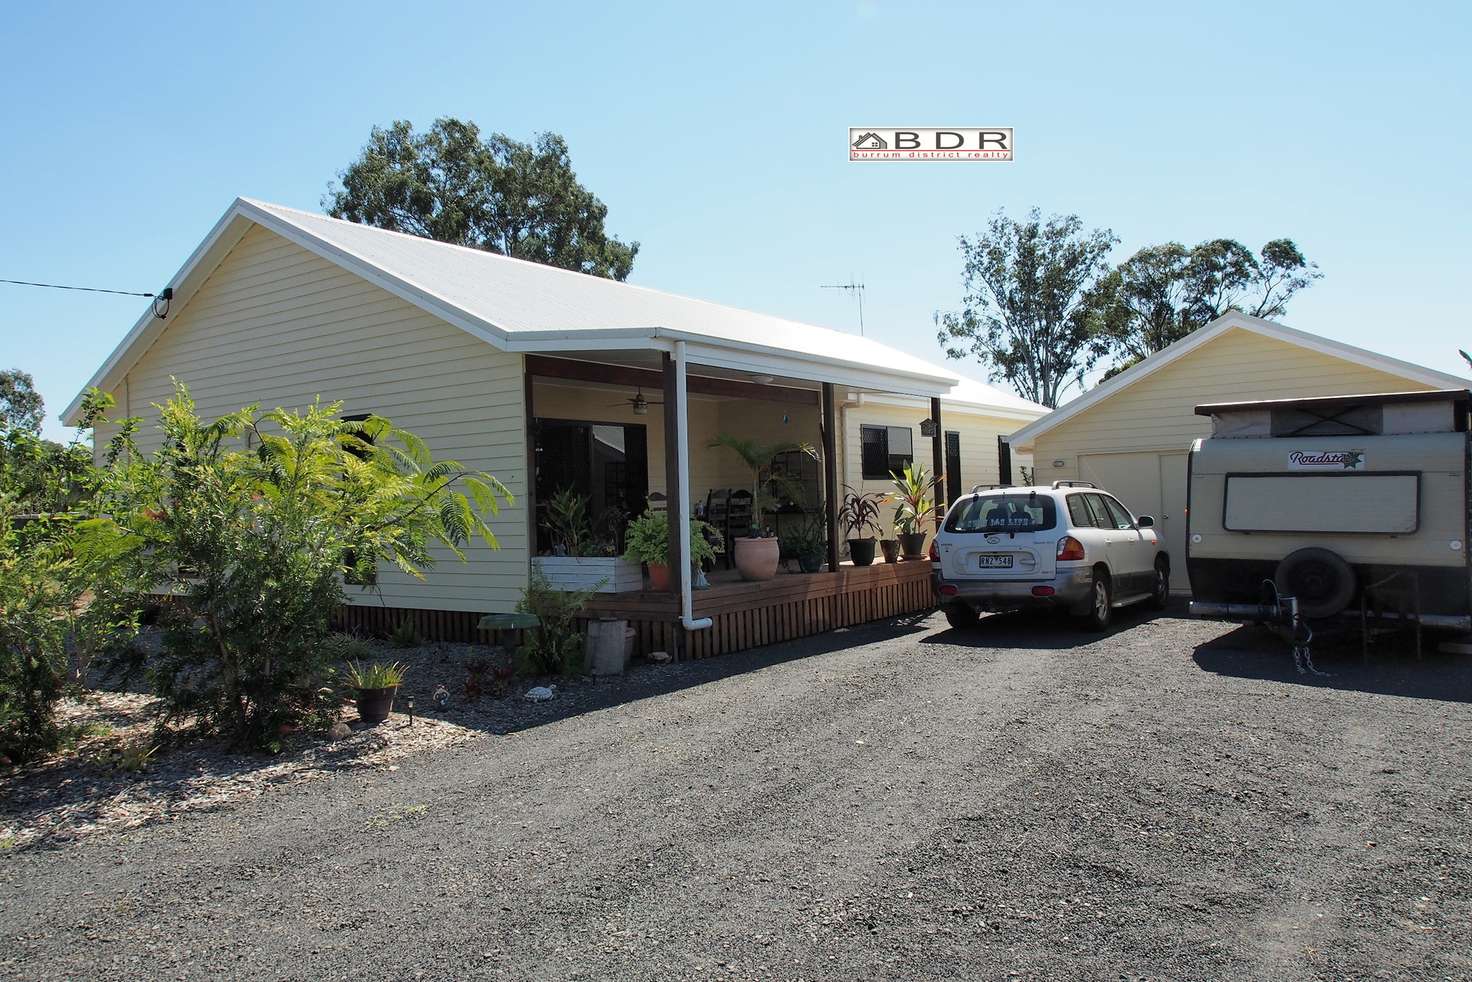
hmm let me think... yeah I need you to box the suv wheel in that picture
[1148,560,1170,610]
[943,603,979,630]
[1079,572,1112,631]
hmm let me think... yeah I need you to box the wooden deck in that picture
[582,560,935,660]
[334,560,936,659]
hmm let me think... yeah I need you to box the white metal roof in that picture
[69,198,1019,421]
[1007,310,1471,451]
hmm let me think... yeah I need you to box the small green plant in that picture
[389,619,422,649]
[545,486,593,556]
[622,510,717,567]
[838,487,885,540]
[890,462,940,535]
[781,512,827,570]
[343,660,408,690]
[116,739,158,773]
[515,569,592,676]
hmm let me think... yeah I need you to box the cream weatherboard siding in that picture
[1026,326,1439,589]
[1031,327,1439,479]
[842,401,1027,537]
[91,224,531,615]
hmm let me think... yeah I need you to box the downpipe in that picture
[674,340,713,632]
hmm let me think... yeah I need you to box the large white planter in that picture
[532,556,643,594]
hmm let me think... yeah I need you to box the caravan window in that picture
[1223,473,1421,534]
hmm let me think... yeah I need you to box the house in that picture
[851,132,888,150]
[65,197,1046,653]
[1006,311,1468,591]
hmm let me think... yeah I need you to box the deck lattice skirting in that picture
[334,561,936,658]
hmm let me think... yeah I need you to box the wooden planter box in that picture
[533,556,643,594]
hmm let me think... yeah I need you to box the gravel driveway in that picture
[3,604,1470,980]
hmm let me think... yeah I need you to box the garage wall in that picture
[1025,326,1439,593]
[1030,327,1437,480]
[93,224,531,615]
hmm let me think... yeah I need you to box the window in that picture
[770,448,820,511]
[1082,494,1115,529]
[533,418,650,552]
[1100,496,1137,530]
[860,424,913,480]
[1067,494,1095,528]
[946,493,1057,533]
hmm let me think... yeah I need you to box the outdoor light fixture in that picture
[405,695,415,725]
[151,287,174,319]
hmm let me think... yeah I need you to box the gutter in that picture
[673,339,712,633]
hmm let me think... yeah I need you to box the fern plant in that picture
[622,509,716,567]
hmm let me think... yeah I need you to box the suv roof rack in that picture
[969,483,1014,494]
[1051,480,1098,489]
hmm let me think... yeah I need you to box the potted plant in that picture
[709,435,817,581]
[344,660,408,725]
[534,488,642,592]
[879,538,901,564]
[781,512,827,573]
[838,487,885,567]
[890,462,940,560]
[623,509,716,590]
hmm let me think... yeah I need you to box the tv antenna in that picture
[820,277,866,336]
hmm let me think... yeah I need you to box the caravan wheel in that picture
[1274,548,1356,619]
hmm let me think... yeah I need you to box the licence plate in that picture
[976,554,1014,569]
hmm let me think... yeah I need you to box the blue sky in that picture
[3,0,1469,440]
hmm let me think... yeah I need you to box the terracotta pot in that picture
[646,562,672,591]
[355,686,397,726]
[847,538,877,567]
[879,539,900,564]
[734,536,780,581]
[898,531,928,560]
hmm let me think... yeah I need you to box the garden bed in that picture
[0,632,659,852]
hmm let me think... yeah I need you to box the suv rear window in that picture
[946,493,1057,533]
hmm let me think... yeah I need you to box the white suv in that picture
[931,482,1170,630]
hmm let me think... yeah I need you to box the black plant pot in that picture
[898,531,928,560]
[799,553,824,573]
[879,539,900,564]
[847,538,877,567]
[355,686,398,725]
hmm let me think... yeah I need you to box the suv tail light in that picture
[1056,536,1086,561]
[928,539,939,562]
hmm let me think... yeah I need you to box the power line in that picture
[0,277,159,298]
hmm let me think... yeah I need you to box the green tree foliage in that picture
[0,369,44,434]
[326,118,639,281]
[87,384,512,749]
[1,392,140,762]
[935,209,1118,408]
[1094,238,1321,376]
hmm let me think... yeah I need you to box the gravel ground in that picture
[2,603,1470,981]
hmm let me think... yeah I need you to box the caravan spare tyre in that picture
[1273,548,1356,619]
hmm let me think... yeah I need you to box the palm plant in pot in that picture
[890,462,940,560]
[838,487,885,567]
[623,509,716,590]
[708,435,817,581]
[344,660,408,725]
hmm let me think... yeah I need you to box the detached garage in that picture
[1006,311,1469,593]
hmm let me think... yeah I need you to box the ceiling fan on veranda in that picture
[608,386,663,415]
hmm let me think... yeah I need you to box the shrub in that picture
[515,569,592,676]
[0,392,142,762]
[84,383,512,750]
